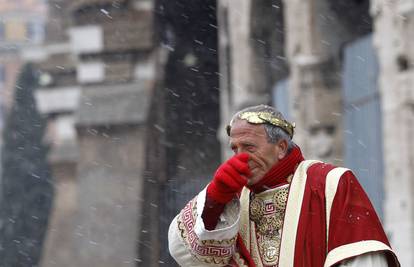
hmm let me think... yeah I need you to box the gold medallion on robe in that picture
[250,184,289,266]
[261,239,280,265]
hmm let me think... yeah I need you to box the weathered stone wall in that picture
[218,0,349,161]
[33,1,80,266]
[283,0,370,163]
[73,125,145,267]
[37,0,155,266]
[141,1,221,265]
[217,0,287,158]
[372,1,414,265]
[40,162,78,267]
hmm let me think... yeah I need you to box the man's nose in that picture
[235,148,250,155]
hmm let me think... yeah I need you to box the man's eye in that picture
[245,145,255,152]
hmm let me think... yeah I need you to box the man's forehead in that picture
[229,120,267,138]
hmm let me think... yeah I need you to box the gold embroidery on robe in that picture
[239,184,290,266]
[176,197,236,265]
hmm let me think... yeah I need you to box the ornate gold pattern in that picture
[239,188,251,249]
[176,197,236,266]
[273,186,289,210]
[249,184,290,266]
[200,237,236,246]
[250,197,264,222]
[255,216,283,235]
[233,252,249,267]
[261,239,280,264]
[250,222,264,267]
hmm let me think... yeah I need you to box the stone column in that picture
[372,1,414,265]
[74,120,147,267]
[217,0,251,159]
[217,0,287,158]
[66,1,155,265]
[32,2,81,266]
[283,0,355,163]
[40,160,78,267]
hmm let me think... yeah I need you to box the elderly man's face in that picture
[229,119,287,186]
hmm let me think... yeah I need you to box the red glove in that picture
[206,153,251,204]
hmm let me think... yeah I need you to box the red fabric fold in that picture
[236,234,256,267]
[327,170,399,266]
[201,150,399,266]
[293,163,400,267]
[293,162,335,267]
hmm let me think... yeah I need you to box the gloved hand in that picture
[206,153,251,204]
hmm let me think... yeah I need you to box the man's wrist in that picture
[201,193,226,230]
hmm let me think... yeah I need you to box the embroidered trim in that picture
[239,187,251,249]
[177,197,236,265]
[250,222,264,267]
[278,160,321,267]
[325,167,349,249]
[233,251,249,267]
[250,185,289,266]
[323,240,394,267]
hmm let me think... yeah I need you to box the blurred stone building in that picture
[30,0,220,266]
[19,0,413,266]
[0,0,46,115]
[0,2,47,261]
[0,0,46,187]
[32,0,157,266]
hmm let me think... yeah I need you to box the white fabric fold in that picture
[168,216,215,267]
[338,251,388,267]
[194,187,241,241]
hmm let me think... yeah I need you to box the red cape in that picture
[235,161,399,267]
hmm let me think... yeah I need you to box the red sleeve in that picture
[201,193,226,230]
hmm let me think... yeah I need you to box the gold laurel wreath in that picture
[226,111,295,138]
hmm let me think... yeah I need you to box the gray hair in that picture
[230,104,295,152]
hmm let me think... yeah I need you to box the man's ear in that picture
[277,139,289,159]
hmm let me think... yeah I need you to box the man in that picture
[168,105,399,267]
